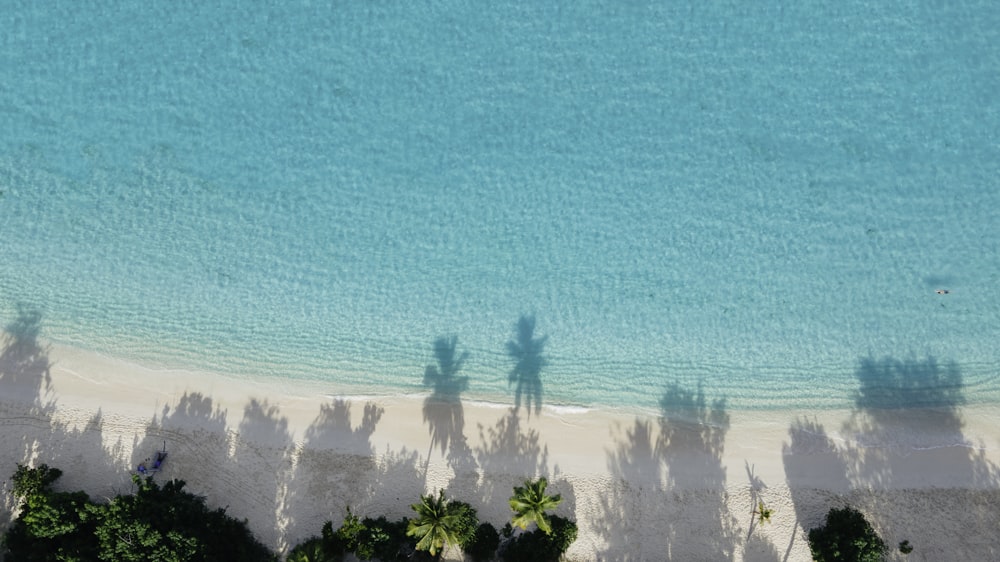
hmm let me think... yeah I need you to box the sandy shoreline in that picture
[3,339,1000,561]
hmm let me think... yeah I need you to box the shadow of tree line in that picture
[783,355,1000,561]
[1,309,573,558]
[9,306,1000,560]
[593,355,1000,561]
[593,382,745,561]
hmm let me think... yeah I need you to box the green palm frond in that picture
[407,490,461,557]
[509,477,563,535]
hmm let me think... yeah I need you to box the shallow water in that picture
[2,1,999,412]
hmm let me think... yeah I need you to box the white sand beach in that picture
[3,338,999,561]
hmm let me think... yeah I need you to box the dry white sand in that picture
[2,338,999,561]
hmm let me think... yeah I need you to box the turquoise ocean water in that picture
[2,1,998,413]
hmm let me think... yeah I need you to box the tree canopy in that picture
[808,506,887,562]
[509,477,562,535]
[2,464,276,562]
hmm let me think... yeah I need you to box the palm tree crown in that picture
[509,477,562,534]
[407,489,462,557]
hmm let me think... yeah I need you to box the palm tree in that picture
[755,500,773,525]
[509,477,562,535]
[407,489,461,558]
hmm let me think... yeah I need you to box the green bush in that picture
[2,465,275,562]
[808,506,887,562]
[450,501,481,550]
[465,522,501,562]
[500,515,577,562]
[286,537,329,562]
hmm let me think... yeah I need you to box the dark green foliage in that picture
[2,466,276,562]
[287,537,331,562]
[449,501,480,550]
[11,464,63,499]
[808,506,887,562]
[406,490,461,557]
[296,510,436,562]
[450,503,500,561]
[465,522,501,562]
[323,509,364,557]
[87,476,275,562]
[357,516,411,561]
[3,464,100,560]
[501,522,514,538]
[898,540,913,554]
[500,515,577,562]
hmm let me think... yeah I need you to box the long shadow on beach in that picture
[422,336,470,462]
[781,417,851,560]
[784,355,1000,560]
[658,382,739,560]
[141,392,296,552]
[594,382,739,561]
[0,307,119,532]
[470,406,558,526]
[843,356,976,486]
[230,399,295,551]
[507,315,547,417]
[282,399,392,546]
[594,416,662,561]
[0,305,55,463]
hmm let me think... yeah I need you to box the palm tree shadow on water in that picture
[506,315,546,417]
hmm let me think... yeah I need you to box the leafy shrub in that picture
[465,522,500,562]
[2,466,275,562]
[286,537,329,562]
[500,515,577,562]
[808,506,887,562]
[450,501,481,549]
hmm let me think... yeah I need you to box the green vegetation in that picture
[898,540,913,554]
[407,490,461,557]
[2,464,275,562]
[464,522,500,562]
[3,464,578,562]
[288,479,573,562]
[500,514,577,562]
[755,500,773,525]
[808,506,887,562]
[288,509,416,561]
[509,477,562,535]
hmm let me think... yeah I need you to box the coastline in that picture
[3,340,999,560]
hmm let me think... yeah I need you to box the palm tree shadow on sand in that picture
[506,315,547,417]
